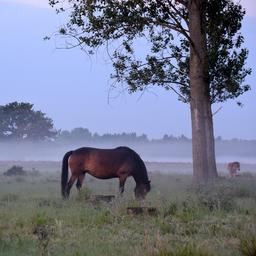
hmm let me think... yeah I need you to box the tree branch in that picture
[212,106,223,116]
[153,0,192,44]
[174,0,188,7]
[168,1,189,26]
[165,84,188,102]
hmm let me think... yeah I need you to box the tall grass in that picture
[0,164,255,256]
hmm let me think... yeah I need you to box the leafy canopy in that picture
[49,0,251,103]
[0,102,57,141]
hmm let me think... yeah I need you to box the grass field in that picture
[0,161,256,256]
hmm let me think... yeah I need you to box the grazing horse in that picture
[61,146,151,199]
[227,161,240,178]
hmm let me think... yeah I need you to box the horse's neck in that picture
[132,170,148,185]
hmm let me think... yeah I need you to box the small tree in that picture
[0,102,57,141]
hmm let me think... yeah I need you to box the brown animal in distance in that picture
[227,161,240,178]
[61,146,151,199]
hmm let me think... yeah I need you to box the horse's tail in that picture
[61,150,73,198]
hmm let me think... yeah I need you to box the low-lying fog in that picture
[0,140,255,164]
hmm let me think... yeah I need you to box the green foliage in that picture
[49,0,250,103]
[194,177,256,213]
[153,249,174,256]
[32,213,50,227]
[152,243,213,256]
[0,102,57,141]
[173,244,213,256]
[206,0,251,103]
[240,235,256,256]
[32,213,55,256]
[76,187,92,201]
[175,0,251,103]
[195,183,235,212]
[163,202,178,217]
[178,200,202,221]
[94,210,113,226]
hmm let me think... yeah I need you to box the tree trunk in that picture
[190,95,208,184]
[205,101,218,179]
[188,0,218,183]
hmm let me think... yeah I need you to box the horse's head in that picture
[134,180,151,199]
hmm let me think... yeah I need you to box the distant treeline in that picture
[56,128,202,143]
[56,128,190,143]
[1,124,255,144]
[54,128,254,143]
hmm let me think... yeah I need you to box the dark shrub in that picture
[4,165,27,176]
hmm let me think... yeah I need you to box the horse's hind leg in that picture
[66,174,78,197]
[76,173,85,191]
[119,176,127,195]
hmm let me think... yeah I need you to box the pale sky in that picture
[0,0,255,139]
[0,0,49,8]
[1,0,255,15]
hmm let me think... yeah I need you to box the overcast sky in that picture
[0,0,255,139]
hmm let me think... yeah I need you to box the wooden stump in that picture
[127,207,158,216]
[90,195,115,203]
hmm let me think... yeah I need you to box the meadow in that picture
[0,161,256,256]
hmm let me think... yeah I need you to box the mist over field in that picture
[1,139,255,165]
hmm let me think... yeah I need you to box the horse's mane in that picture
[117,146,149,184]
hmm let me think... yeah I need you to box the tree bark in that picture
[188,0,218,183]
[204,101,218,179]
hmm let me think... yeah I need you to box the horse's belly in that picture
[95,175,118,179]
[87,169,118,179]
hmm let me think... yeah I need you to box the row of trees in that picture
[59,129,149,142]
[58,129,192,142]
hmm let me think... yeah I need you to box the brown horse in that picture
[61,146,151,199]
[227,161,240,178]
